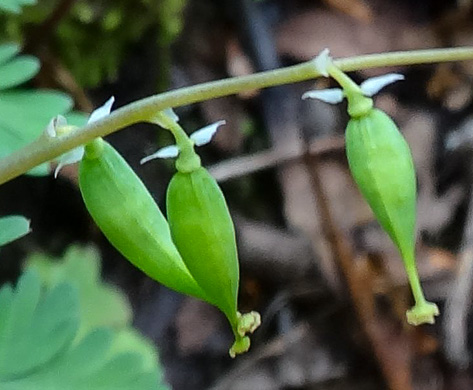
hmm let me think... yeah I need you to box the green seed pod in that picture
[345,108,438,325]
[167,165,260,357]
[78,138,209,302]
[346,108,416,262]
[302,53,439,325]
[166,166,239,324]
[142,114,260,356]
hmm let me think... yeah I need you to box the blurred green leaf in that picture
[0,43,87,177]
[0,263,168,389]
[0,44,20,65]
[0,56,40,90]
[1,328,161,390]
[64,111,88,127]
[0,270,79,379]
[0,215,30,247]
[27,246,132,337]
[111,329,165,380]
[0,89,73,176]
[0,0,37,14]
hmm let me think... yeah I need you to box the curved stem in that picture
[1,46,473,184]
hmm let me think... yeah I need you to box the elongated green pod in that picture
[166,166,239,324]
[345,109,438,324]
[346,109,416,259]
[302,53,439,325]
[142,114,260,356]
[78,138,209,302]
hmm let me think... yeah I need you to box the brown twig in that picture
[208,136,345,182]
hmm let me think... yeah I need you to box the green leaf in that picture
[0,44,84,177]
[0,215,30,247]
[0,0,37,14]
[0,44,20,66]
[1,328,162,390]
[0,56,40,90]
[0,90,73,176]
[0,270,79,379]
[0,266,167,389]
[64,111,88,127]
[111,329,164,379]
[26,246,132,338]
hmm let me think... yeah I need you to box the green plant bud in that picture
[166,166,239,324]
[345,108,438,325]
[78,138,209,302]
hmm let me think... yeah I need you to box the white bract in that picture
[359,73,405,96]
[314,48,331,77]
[140,117,226,165]
[304,49,404,104]
[301,88,344,103]
[190,120,226,146]
[47,96,115,178]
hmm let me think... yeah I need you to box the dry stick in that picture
[302,146,413,390]
[2,47,473,185]
[209,136,345,182]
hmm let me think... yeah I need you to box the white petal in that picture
[88,96,115,124]
[190,120,226,146]
[314,48,331,77]
[46,115,67,137]
[54,146,84,178]
[301,88,344,104]
[140,145,180,164]
[360,73,404,96]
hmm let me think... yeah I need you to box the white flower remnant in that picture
[47,96,115,178]
[141,118,226,164]
[304,49,404,105]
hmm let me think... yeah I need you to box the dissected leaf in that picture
[26,246,132,338]
[0,43,87,177]
[111,329,167,385]
[0,270,79,379]
[0,215,30,247]
[0,263,167,389]
[1,328,162,390]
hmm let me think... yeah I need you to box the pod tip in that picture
[406,301,439,326]
[229,311,261,358]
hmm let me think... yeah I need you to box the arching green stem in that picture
[1,47,473,184]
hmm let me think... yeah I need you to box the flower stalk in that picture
[1,47,473,185]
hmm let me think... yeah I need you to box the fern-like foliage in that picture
[0,247,170,389]
[0,43,87,176]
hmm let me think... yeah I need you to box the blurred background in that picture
[1,0,473,389]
